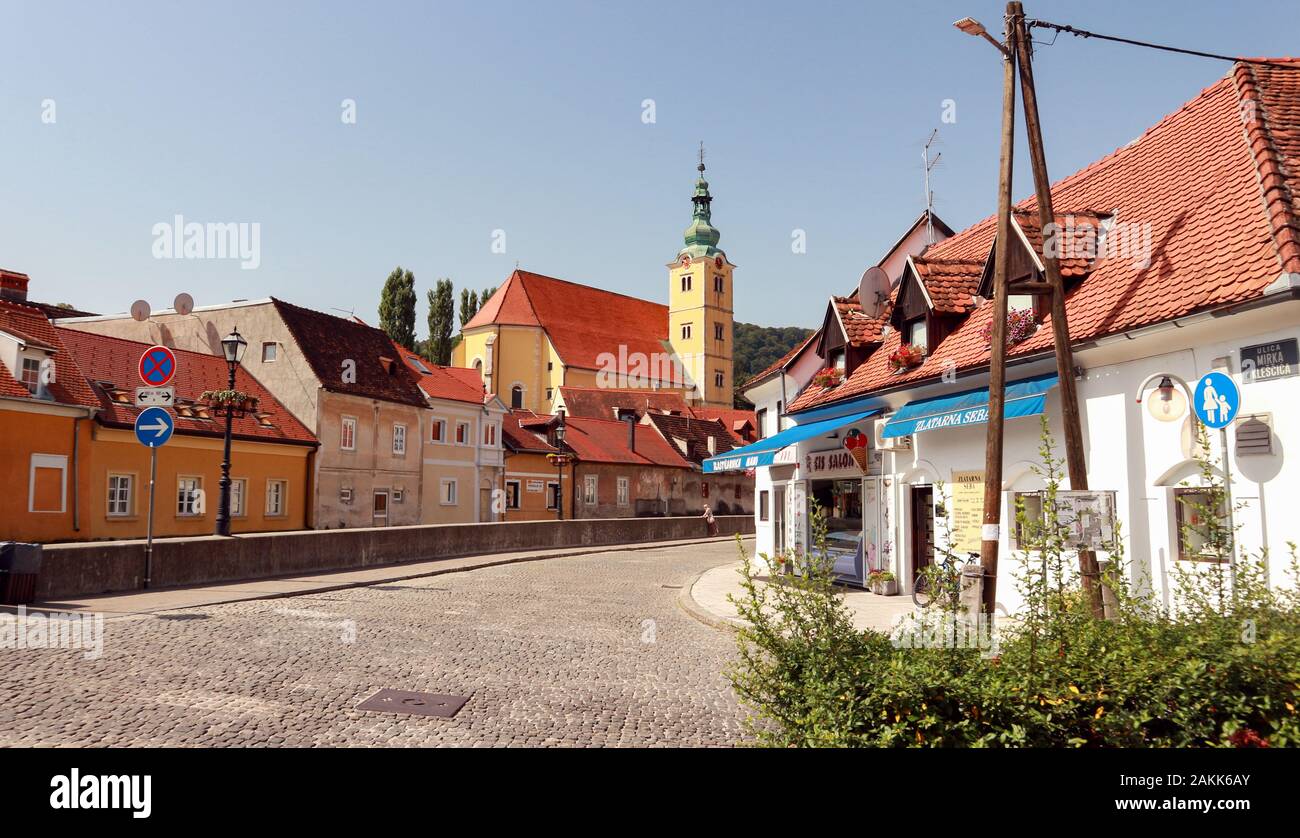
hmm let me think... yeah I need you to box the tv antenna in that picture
[922,129,942,245]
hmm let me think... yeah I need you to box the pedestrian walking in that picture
[703,504,718,536]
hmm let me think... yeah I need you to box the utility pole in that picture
[978,4,1017,619]
[1012,2,1104,617]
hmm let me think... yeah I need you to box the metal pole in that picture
[1220,426,1237,595]
[1012,2,1104,617]
[215,360,236,536]
[978,4,1018,619]
[557,458,564,521]
[145,444,157,589]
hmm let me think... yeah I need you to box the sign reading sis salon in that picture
[803,447,880,478]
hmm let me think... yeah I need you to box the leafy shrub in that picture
[726,421,1300,747]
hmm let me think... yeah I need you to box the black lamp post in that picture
[214,327,248,536]
[551,409,568,521]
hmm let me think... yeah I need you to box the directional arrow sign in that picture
[134,406,175,448]
[135,386,175,407]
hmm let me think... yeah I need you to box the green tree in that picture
[426,278,456,366]
[480,286,496,310]
[378,266,417,349]
[459,289,479,329]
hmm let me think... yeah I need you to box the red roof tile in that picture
[792,61,1300,413]
[688,406,757,442]
[390,341,487,405]
[562,415,691,468]
[0,300,99,408]
[834,292,894,345]
[464,270,673,378]
[272,299,427,407]
[56,328,316,445]
[911,257,984,314]
[501,409,558,454]
[557,386,692,420]
[645,413,737,465]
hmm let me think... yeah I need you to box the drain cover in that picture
[357,688,469,719]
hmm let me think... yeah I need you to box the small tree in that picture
[426,278,455,365]
[378,266,417,349]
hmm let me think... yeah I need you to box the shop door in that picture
[774,485,786,554]
[910,486,935,582]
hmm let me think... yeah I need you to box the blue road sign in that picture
[1193,371,1240,429]
[134,406,175,447]
[138,345,177,387]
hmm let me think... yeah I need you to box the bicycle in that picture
[912,551,979,610]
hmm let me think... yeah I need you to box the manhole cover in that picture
[357,688,469,719]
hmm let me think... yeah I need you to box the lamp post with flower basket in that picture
[204,328,251,537]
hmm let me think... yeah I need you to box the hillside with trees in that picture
[733,322,813,384]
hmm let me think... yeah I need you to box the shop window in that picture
[1010,491,1046,549]
[1175,488,1230,561]
[505,480,521,509]
[759,490,770,522]
[809,479,863,567]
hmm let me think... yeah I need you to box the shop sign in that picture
[1240,339,1298,383]
[526,479,546,493]
[949,470,985,553]
[804,447,865,479]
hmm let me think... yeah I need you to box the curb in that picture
[677,564,747,634]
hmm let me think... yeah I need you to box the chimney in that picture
[624,413,636,453]
[0,269,30,302]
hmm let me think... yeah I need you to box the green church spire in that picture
[680,142,722,258]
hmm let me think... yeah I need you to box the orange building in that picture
[0,290,100,543]
[55,329,318,540]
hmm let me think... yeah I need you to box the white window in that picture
[392,423,407,455]
[456,421,470,445]
[20,357,41,393]
[617,476,630,506]
[266,479,287,517]
[230,478,247,517]
[340,487,353,504]
[584,474,598,505]
[505,480,521,509]
[177,476,203,516]
[261,342,278,363]
[907,317,928,350]
[440,478,458,506]
[681,323,692,340]
[107,473,133,517]
[341,416,357,451]
[483,423,497,446]
[431,418,446,442]
[392,488,404,503]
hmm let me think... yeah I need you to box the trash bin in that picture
[0,542,42,605]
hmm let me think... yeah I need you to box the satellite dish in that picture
[130,300,151,322]
[174,292,194,316]
[858,267,891,319]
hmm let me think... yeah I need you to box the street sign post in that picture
[138,345,177,388]
[1193,371,1241,592]
[134,386,175,407]
[135,377,177,586]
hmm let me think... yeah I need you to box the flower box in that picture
[888,344,924,372]
[811,367,843,389]
[982,308,1039,347]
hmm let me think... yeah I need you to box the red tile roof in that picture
[272,299,426,407]
[689,406,757,442]
[464,270,674,378]
[562,415,691,468]
[501,409,558,454]
[834,292,893,345]
[557,386,692,420]
[0,300,99,408]
[56,328,316,445]
[911,258,984,314]
[389,341,488,405]
[1007,210,1108,280]
[645,413,737,465]
[792,60,1300,413]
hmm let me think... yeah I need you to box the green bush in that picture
[726,421,1300,747]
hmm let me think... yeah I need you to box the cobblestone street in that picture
[0,541,751,747]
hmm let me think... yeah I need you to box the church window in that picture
[681,275,692,292]
[681,323,692,340]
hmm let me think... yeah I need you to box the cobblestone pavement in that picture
[0,540,751,747]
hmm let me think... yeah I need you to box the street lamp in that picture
[215,327,248,537]
[953,16,1011,56]
[1136,372,1193,424]
[550,409,568,521]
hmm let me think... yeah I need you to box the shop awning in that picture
[880,373,1059,438]
[703,409,882,473]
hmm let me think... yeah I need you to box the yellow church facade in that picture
[454,154,735,411]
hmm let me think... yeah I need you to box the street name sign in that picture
[135,386,175,407]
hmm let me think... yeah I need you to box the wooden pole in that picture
[979,4,1018,618]
[1012,3,1104,617]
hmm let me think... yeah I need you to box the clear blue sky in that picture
[2,0,1294,331]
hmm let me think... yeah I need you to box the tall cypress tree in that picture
[458,289,479,329]
[426,278,455,366]
[378,266,417,349]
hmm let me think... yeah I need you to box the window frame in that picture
[260,341,278,363]
[176,475,204,518]
[455,421,470,445]
[759,490,770,522]
[106,472,135,518]
[20,357,42,393]
[430,418,446,443]
[505,479,521,510]
[440,478,459,506]
[265,479,288,518]
[230,477,247,518]
[1174,487,1230,562]
[583,474,598,505]
[392,422,407,456]
[340,415,358,451]
[616,476,630,507]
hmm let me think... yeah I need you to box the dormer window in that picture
[20,358,41,393]
[829,349,846,372]
[905,317,928,351]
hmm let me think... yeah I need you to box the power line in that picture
[1027,19,1300,71]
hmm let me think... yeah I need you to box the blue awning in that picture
[703,409,882,473]
[881,373,1059,438]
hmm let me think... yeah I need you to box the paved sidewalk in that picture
[10,535,751,620]
[683,559,915,633]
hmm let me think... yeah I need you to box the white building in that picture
[715,59,1300,614]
